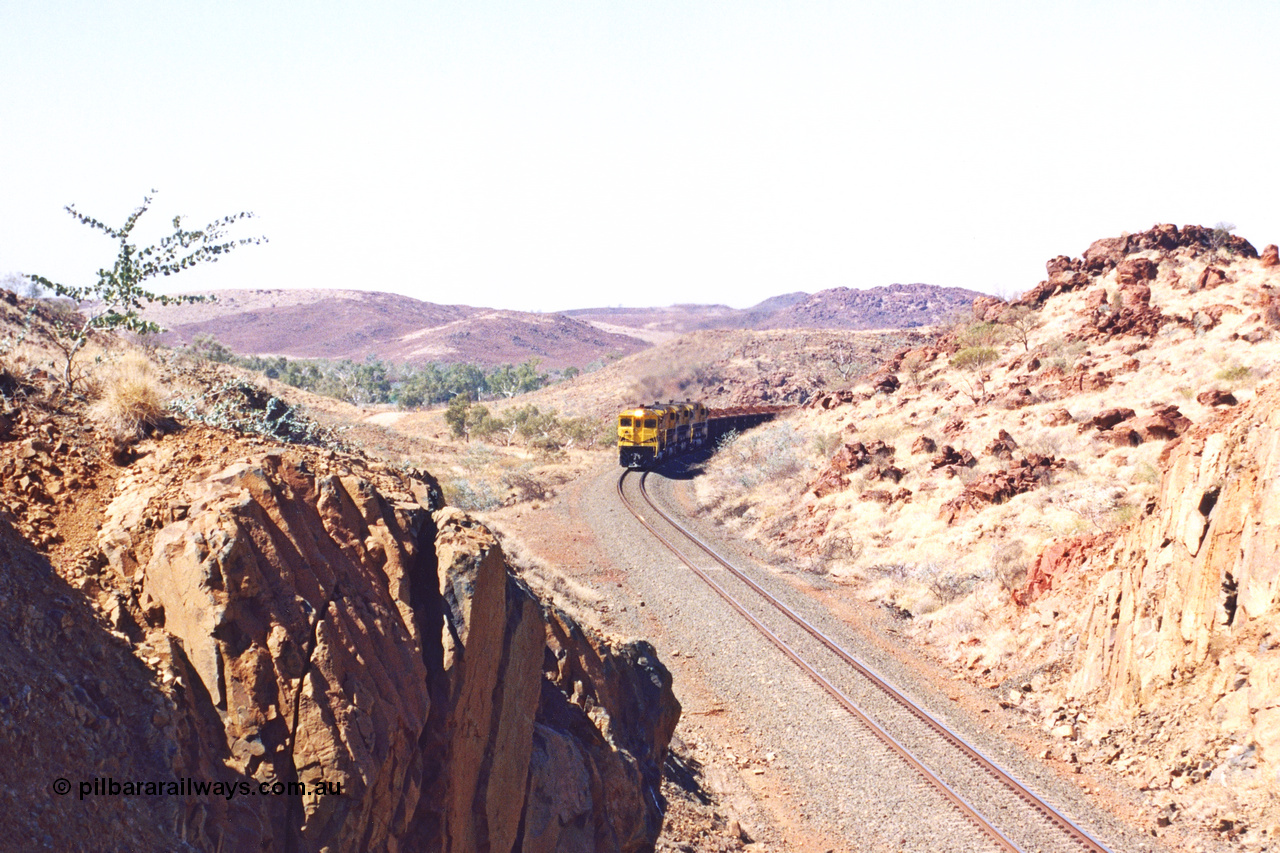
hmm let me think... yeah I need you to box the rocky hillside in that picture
[693,224,1280,847]
[141,288,651,369]
[0,295,679,852]
[565,283,983,339]
[142,283,979,370]
[484,326,931,426]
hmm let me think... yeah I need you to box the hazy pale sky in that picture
[3,1,1276,312]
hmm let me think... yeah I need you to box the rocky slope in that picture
[564,283,984,338]
[692,224,1280,847]
[0,312,680,852]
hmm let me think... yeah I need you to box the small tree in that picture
[997,305,1042,352]
[950,346,999,403]
[26,192,264,389]
[1209,221,1236,255]
[444,393,492,441]
[900,350,931,389]
[828,342,859,381]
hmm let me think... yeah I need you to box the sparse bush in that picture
[502,471,551,503]
[1113,504,1139,526]
[992,541,1028,594]
[959,322,1006,349]
[169,379,332,445]
[184,334,237,364]
[1026,432,1063,458]
[811,431,841,458]
[828,342,860,381]
[927,571,982,605]
[900,350,931,388]
[445,477,503,511]
[950,346,999,372]
[0,305,35,378]
[1215,364,1252,383]
[94,354,167,439]
[1209,221,1236,255]
[950,346,999,403]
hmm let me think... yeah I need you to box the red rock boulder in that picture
[1090,408,1137,430]
[972,295,1007,323]
[1014,534,1109,605]
[985,429,1019,460]
[1197,266,1230,290]
[1116,257,1158,285]
[1083,236,1131,272]
[1197,389,1238,407]
[911,435,936,454]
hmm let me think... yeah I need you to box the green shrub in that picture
[1215,365,1252,383]
[950,347,999,371]
[960,322,1006,348]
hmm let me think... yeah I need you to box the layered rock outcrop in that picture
[91,446,678,852]
[1069,381,1280,770]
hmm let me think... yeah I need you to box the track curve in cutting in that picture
[618,469,1114,853]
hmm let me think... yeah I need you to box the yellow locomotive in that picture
[617,401,709,468]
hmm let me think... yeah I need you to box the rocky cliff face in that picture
[1068,379,1280,804]
[0,404,679,852]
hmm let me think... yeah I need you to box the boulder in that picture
[1197,266,1230,290]
[1090,408,1137,431]
[1261,244,1279,268]
[940,454,1063,523]
[1014,534,1109,606]
[1019,271,1092,307]
[1046,255,1082,277]
[972,295,1007,323]
[1197,389,1238,407]
[870,372,900,395]
[1043,408,1074,427]
[1121,282,1152,307]
[1116,257,1158,285]
[1083,236,1131,272]
[985,429,1019,460]
[930,445,975,470]
[911,435,936,455]
[1118,405,1190,442]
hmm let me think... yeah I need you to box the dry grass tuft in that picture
[93,353,168,440]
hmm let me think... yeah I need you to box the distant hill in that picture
[566,283,981,338]
[758,283,982,330]
[142,289,650,369]
[142,282,979,368]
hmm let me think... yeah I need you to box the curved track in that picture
[618,468,1114,853]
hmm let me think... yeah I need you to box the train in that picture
[617,401,787,468]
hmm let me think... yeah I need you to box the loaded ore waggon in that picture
[617,402,785,468]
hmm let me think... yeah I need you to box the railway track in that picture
[618,468,1114,853]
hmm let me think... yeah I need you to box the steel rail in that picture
[635,475,1113,853]
[621,469,1115,853]
[617,471,1023,853]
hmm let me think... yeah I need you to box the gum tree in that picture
[26,191,265,388]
